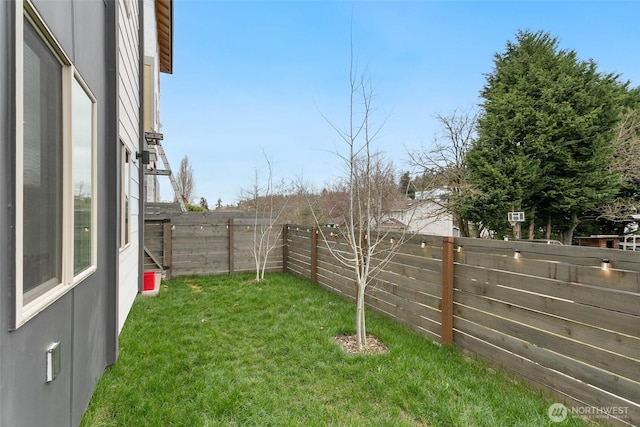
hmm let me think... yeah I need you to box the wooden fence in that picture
[144,206,283,278]
[285,225,640,426]
[143,207,638,425]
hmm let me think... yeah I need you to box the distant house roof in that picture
[389,198,428,213]
[155,0,173,74]
[415,188,449,200]
[380,217,406,229]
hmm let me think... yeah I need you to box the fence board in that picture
[454,331,639,427]
[455,273,640,338]
[382,254,442,278]
[288,252,311,268]
[317,264,353,290]
[369,286,441,326]
[287,259,311,280]
[462,251,640,294]
[454,290,640,362]
[456,237,640,275]
[456,258,640,315]
[316,261,351,280]
[369,276,441,309]
[365,291,441,341]
[316,272,353,300]
[454,303,640,395]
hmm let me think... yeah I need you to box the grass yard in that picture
[81,273,593,426]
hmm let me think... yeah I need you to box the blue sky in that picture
[159,1,640,206]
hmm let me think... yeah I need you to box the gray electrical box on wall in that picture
[46,342,61,383]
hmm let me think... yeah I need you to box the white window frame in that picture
[72,72,98,280]
[15,1,98,328]
[120,142,132,250]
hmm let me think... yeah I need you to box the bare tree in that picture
[406,110,478,237]
[311,56,411,352]
[176,156,195,204]
[241,154,288,282]
[598,107,640,222]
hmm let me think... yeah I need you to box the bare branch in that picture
[405,109,479,237]
[176,156,195,204]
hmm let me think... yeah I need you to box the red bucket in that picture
[143,271,155,291]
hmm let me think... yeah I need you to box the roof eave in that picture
[155,0,173,74]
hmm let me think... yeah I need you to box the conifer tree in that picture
[465,30,625,242]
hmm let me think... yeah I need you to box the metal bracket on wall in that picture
[46,342,61,383]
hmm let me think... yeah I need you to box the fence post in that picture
[228,217,234,274]
[441,236,454,344]
[311,227,318,283]
[282,225,289,273]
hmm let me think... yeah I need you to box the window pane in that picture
[23,18,63,301]
[123,149,131,247]
[73,79,93,275]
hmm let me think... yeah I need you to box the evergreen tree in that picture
[465,30,625,242]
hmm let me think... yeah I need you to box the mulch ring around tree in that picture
[333,334,389,355]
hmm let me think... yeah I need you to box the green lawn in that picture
[81,273,592,426]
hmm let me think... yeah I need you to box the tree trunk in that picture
[528,206,536,240]
[512,222,520,239]
[455,214,470,237]
[356,282,366,351]
[564,211,580,244]
[545,215,552,240]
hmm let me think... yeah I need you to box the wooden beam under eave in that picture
[156,2,170,20]
[155,0,173,74]
[157,25,170,41]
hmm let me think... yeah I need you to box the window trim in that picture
[15,1,98,328]
[120,142,132,250]
[72,72,98,282]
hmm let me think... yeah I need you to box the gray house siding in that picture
[0,1,118,426]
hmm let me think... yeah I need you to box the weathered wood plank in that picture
[455,303,640,388]
[461,250,640,294]
[316,273,353,301]
[317,272,353,293]
[368,286,442,325]
[365,289,441,340]
[375,271,441,296]
[454,330,639,427]
[455,276,640,338]
[368,277,441,309]
[455,261,640,315]
[287,262,311,281]
[454,290,640,362]
[455,237,640,273]
[379,255,442,278]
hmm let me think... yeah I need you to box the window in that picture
[21,14,64,302]
[72,78,96,275]
[15,3,97,327]
[120,144,131,248]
